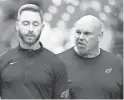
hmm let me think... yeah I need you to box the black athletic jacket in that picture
[0,43,69,99]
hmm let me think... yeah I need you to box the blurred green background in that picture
[0,0,123,58]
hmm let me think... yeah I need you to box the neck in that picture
[19,40,41,50]
[74,46,100,58]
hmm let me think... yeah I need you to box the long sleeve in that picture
[52,61,70,99]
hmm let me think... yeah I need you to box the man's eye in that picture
[33,22,39,26]
[84,32,91,35]
[22,21,29,26]
[76,30,81,35]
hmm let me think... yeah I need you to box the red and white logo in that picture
[105,68,112,74]
[61,89,69,98]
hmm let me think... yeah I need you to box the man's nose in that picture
[79,34,85,40]
[29,25,34,32]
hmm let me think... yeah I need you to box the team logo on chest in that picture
[61,89,69,98]
[105,68,112,74]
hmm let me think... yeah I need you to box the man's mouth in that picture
[25,35,35,37]
[78,42,86,45]
[77,42,86,47]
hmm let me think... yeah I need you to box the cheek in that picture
[75,35,79,41]
[87,37,98,45]
[18,26,28,34]
[34,27,42,34]
[75,37,78,45]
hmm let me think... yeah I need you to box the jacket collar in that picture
[18,42,43,54]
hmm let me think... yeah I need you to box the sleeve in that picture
[0,52,7,97]
[0,55,3,97]
[52,61,70,99]
[0,77,1,97]
[118,58,123,99]
[115,56,123,99]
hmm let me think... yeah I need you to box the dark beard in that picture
[18,30,41,45]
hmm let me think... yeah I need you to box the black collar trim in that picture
[18,42,43,54]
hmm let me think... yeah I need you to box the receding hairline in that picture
[75,15,103,32]
[17,4,43,22]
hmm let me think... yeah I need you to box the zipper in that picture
[29,49,32,52]
[25,60,30,81]
[25,70,28,81]
[25,49,32,81]
[25,49,34,81]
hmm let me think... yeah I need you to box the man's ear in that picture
[41,24,45,29]
[98,31,103,42]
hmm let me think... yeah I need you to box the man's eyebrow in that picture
[75,28,82,31]
[21,20,29,22]
[84,31,92,33]
[22,20,29,22]
[76,29,91,33]
[33,21,40,23]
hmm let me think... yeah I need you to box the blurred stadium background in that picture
[0,0,123,58]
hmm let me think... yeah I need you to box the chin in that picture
[77,45,86,50]
[24,40,37,45]
[78,47,88,54]
[79,50,88,55]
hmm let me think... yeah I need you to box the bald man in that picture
[58,15,123,99]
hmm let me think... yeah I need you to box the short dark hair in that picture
[17,4,43,22]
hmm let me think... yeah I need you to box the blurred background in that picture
[0,0,123,58]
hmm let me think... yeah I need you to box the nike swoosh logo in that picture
[10,61,18,65]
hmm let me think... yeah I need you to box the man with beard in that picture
[58,15,123,99]
[0,4,69,99]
